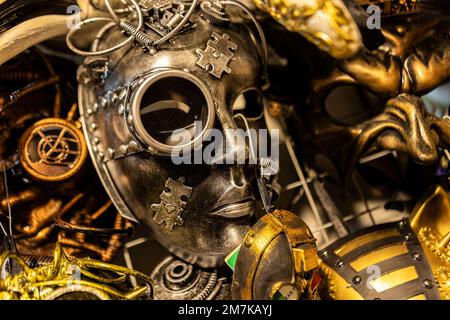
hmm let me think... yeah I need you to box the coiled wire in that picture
[66,0,143,56]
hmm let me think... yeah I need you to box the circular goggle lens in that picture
[131,71,214,155]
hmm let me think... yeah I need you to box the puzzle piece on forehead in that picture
[207,32,238,59]
[196,46,232,79]
[195,32,238,79]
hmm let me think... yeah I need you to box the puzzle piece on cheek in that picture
[152,177,193,232]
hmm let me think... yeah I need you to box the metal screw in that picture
[413,252,422,261]
[423,279,434,289]
[336,260,345,268]
[353,275,362,285]
[404,233,412,241]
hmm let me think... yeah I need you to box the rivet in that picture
[127,115,133,125]
[111,92,118,104]
[118,104,125,115]
[87,108,93,115]
[148,146,158,154]
[321,251,328,258]
[413,252,422,261]
[128,140,139,150]
[92,103,99,113]
[98,96,107,108]
[92,137,100,145]
[336,260,345,268]
[107,148,115,159]
[97,152,104,160]
[244,230,256,247]
[90,122,98,131]
[405,233,412,241]
[352,275,361,285]
[118,87,127,100]
[119,144,129,155]
[423,279,434,289]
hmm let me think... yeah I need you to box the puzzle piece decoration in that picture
[195,32,238,79]
[152,177,193,232]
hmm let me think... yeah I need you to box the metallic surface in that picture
[232,210,319,300]
[307,13,450,183]
[410,185,450,299]
[252,0,362,58]
[319,185,450,300]
[18,117,87,182]
[151,255,231,300]
[319,219,440,299]
[78,2,265,268]
[0,244,153,300]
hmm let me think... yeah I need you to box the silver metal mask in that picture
[77,0,267,267]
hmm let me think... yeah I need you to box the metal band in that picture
[233,210,318,299]
[234,214,283,300]
[320,221,441,300]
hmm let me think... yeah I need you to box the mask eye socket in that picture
[130,70,215,156]
[232,89,264,120]
[422,82,450,118]
[324,85,385,126]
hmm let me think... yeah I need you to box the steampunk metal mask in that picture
[77,0,267,267]
[305,12,450,184]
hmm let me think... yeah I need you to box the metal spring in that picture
[21,255,53,268]
[58,212,131,262]
[9,76,60,102]
[119,21,153,47]
[193,271,217,300]
[0,71,41,82]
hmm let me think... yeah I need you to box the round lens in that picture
[131,71,215,155]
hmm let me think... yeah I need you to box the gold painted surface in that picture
[0,244,153,300]
[319,261,364,300]
[369,266,418,293]
[233,210,319,300]
[410,185,450,299]
[19,117,87,182]
[350,244,409,272]
[252,0,361,58]
[334,229,400,257]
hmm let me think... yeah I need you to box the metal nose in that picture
[211,102,249,165]
[384,94,438,164]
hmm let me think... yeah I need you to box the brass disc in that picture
[19,118,87,182]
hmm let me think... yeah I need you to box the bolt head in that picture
[352,275,362,285]
[423,279,434,289]
[336,260,345,268]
